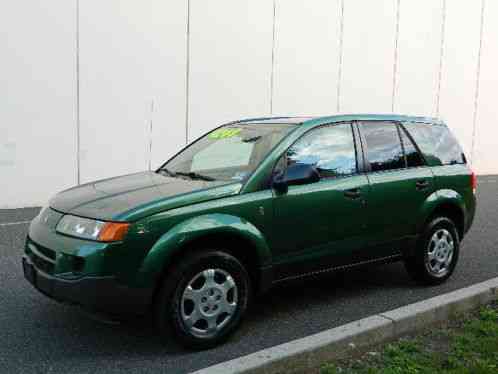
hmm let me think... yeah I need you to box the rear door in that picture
[403,121,475,234]
[358,121,434,256]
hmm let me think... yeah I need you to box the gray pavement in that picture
[1,176,497,374]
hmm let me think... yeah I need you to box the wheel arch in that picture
[137,213,273,305]
[420,190,466,240]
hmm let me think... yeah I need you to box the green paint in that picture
[24,114,476,317]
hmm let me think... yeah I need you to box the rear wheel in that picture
[404,217,460,285]
[155,250,251,349]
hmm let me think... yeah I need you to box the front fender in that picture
[136,213,271,287]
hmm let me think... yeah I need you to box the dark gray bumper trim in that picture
[22,255,152,316]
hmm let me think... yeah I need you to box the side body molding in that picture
[136,213,272,288]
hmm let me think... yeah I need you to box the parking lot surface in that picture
[1,176,497,374]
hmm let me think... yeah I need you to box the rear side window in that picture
[399,127,425,168]
[360,122,405,172]
[403,122,465,165]
[286,123,357,178]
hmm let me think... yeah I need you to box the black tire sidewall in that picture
[408,217,460,285]
[156,250,251,349]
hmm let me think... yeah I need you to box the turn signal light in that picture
[98,222,130,242]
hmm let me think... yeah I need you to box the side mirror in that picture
[272,163,320,194]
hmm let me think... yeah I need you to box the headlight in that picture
[56,215,130,242]
[56,215,106,240]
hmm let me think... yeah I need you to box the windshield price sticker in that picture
[209,128,242,139]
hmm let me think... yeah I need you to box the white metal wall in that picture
[188,0,274,141]
[439,1,483,158]
[1,0,77,208]
[340,0,397,113]
[272,0,342,115]
[473,0,495,175]
[1,0,496,208]
[394,0,442,116]
[78,0,188,183]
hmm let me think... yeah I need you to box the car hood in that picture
[49,171,242,221]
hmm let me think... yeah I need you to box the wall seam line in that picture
[391,0,401,113]
[435,0,447,118]
[75,0,81,185]
[336,0,345,113]
[184,0,191,145]
[471,0,486,165]
[270,0,277,115]
[148,100,154,171]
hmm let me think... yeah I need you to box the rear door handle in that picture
[416,180,430,191]
[344,188,362,199]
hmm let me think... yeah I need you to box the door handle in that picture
[344,188,362,199]
[415,180,430,191]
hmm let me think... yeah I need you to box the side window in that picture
[399,127,425,168]
[286,123,357,178]
[403,122,465,165]
[360,122,405,172]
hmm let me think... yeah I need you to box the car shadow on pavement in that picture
[252,262,416,317]
[25,262,415,357]
[28,298,185,357]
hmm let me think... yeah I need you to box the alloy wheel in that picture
[180,268,238,338]
[425,228,454,277]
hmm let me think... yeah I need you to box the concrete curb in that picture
[192,277,498,374]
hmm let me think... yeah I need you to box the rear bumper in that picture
[464,195,477,236]
[22,255,152,316]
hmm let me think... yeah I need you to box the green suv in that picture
[23,115,476,348]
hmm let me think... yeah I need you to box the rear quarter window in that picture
[402,122,466,166]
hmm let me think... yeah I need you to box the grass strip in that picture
[320,303,498,374]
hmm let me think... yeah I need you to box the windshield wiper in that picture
[175,171,216,181]
[157,168,177,177]
[157,168,215,181]
[242,135,262,143]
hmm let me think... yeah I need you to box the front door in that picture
[270,123,369,279]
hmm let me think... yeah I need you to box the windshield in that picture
[161,123,296,182]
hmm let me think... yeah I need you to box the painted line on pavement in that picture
[0,221,31,227]
[192,277,498,374]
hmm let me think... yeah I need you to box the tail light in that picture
[471,171,477,194]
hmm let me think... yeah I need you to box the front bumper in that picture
[22,254,151,316]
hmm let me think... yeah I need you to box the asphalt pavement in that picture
[1,176,497,374]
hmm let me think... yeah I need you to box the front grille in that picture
[31,253,55,274]
[26,239,56,274]
[36,244,56,261]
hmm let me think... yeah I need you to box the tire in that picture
[154,249,251,349]
[404,216,460,286]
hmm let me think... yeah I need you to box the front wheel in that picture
[155,250,251,349]
[404,217,460,285]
